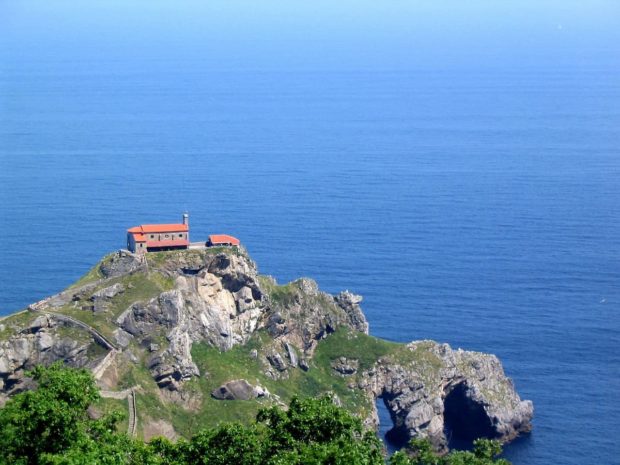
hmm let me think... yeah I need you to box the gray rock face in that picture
[90,283,124,313]
[100,250,144,278]
[267,352,288,372]
[264,279,369,355]
[37,332,54,351]
[106,252,371,390]
[0,248,533,453]
[115,253,265,388]
[28,315,51,333]
[334,291,369,335]
[285,343,298,367]
[211,379,267,400]
[92,283,125,301]
[113,329,133,349]
[358,341,533,452]
[0,317,95,394]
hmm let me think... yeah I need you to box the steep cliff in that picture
[0,248,532,448]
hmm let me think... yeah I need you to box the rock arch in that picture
[443,382,497,446]
[359,342,533,453]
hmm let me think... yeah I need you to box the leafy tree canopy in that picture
[0,365,511,465]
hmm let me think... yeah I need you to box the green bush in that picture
[0,365,510,465]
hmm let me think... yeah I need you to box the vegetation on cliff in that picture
[0,365,510,465]
[0,248,532,452]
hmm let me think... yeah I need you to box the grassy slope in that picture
[146,327,442,438]
[54,272,175,340]
[2,248,444,440]
[59,247,238,339]
[91,396,130,433]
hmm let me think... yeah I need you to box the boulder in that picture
[100,250,143,278]
[90,284,125,313]
[28,315,50,332]
[37,332,54,351]
[267,352,287,372]
[113,329,133,349]
[331,357,359,375]
[211,379,264,400]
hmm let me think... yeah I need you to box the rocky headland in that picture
[0,247,533,450]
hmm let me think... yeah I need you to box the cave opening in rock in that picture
[181,267,200,276]
[376,396,408,454]
[443,383,497,449]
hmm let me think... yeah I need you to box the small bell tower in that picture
[183,212,190,243]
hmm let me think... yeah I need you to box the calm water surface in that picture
[1,2,620,464]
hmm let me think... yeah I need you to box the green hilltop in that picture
[0,247,532,451]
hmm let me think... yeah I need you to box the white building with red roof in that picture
[127,213,190,253]
[207,234,241,247]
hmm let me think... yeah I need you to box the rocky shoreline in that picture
[0,248,533,448]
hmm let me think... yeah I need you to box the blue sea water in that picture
[1,1,620,464]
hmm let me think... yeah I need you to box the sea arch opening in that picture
[443,382,497,449]
[375,394,409,454]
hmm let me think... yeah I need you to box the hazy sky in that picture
[1,0,619,70]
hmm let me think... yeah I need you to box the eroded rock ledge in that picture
[359,341,533,452]
[0,248,533,448]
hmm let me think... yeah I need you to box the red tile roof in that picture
[133,234,147,242]
[127,224,188,234]
[209,234,240,246]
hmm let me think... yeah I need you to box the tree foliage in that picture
[389,438,510,465]
[0,365,510,465]
[0,363,101,464]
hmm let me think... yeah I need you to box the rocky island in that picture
[0,247,533,451]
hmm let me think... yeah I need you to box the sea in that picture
[1,1,619,464]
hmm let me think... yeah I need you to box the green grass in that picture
[55,271,175,340]
[314,329,444,371]
[313,329,399,372]
[170,330,389,436]
[68,254,116,289]
[265,282,298,307]
[117,352,176,439]
[52,306,119,341]
[394,341,443,369]
[53,324,101,351]
[104,272,175,319]
[1,246,452,442]
[120,329,397,439]
[91,396,129,433]
[0,311,38,339]
[117,349,155,390]
[258,277,326,310]
[132,328,444,439]
[87,339,111,359]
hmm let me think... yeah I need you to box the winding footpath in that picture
[44,312,117,351]
[100,387,138,437]
[1,252,151,436]
[26,281,140,437]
